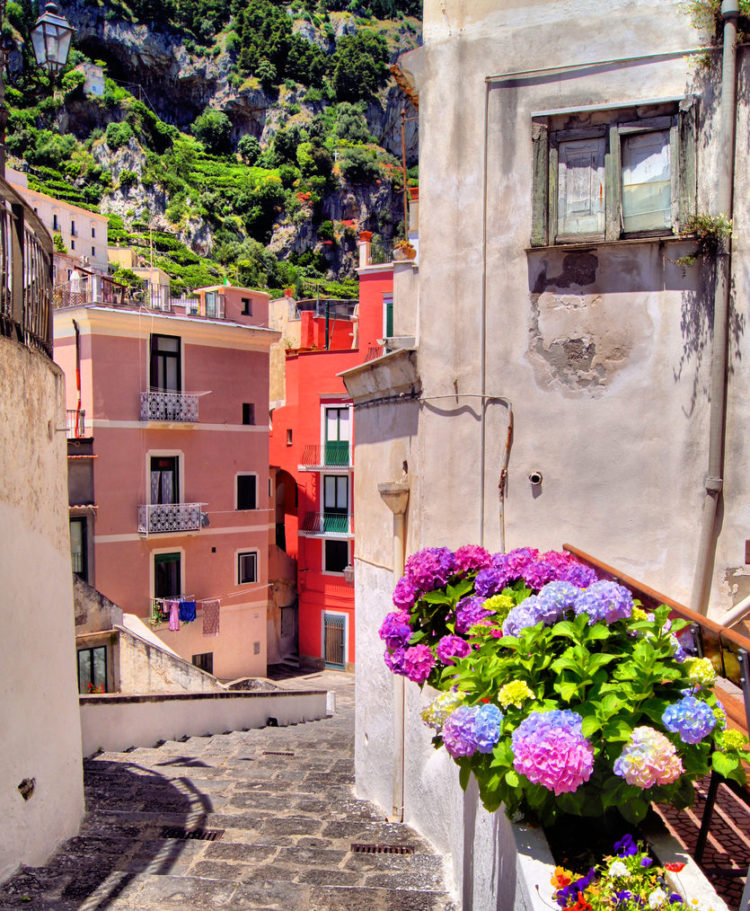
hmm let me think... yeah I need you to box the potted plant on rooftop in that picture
[379,545,750,909]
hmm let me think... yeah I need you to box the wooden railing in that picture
[0,175,53,358]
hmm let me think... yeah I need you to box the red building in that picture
[269,236,393,669]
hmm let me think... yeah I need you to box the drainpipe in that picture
[72,318,82,437]
[691,0,739,615]
[378,477,410,823]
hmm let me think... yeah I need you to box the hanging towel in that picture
[179,599,197,623]
[202,600,220,636]
[168,600,180,631]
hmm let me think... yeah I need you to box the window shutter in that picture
[530,121,549,246]
[556,137,606,238]
[676,96,698,231]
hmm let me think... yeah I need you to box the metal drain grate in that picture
[160,826,224,842]
[351,843,415,855]
[262,750,295,757]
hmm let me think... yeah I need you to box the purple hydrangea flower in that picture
[561,563,599,588]
[474,703,504,753]
[534,581,581,624]
[502,601,540,637]
[378,611,413,651]
[454,596,494,634]
[384,647,407,675]
[662,695,716,744]
[402,644,435,684]
[393,575,419,611]
[521,559,557,591]
[573,580,633,625]
[404,547,456,594]
[436,634,471,665]
[475,565,512,599]
[454,545,493,574]
[511,710,594,795]
[442,706,480,758]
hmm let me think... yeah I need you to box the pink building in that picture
[55,284,279,681]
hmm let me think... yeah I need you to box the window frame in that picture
[323,538,350,574]
[77,645,107,694]
[69,516,88,581]
[152,548,184,600]
[531,98,696,248]
[237,549,259,585]
[149,333,182,393]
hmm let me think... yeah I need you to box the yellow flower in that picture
[498,680,535,709]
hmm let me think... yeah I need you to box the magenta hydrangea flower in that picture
[662,695,716,744]
[454,596,494,634]
[511,710,594,795]
[573,580,633,625]
[378,611,413,651]
[404,547,456,594]
[521,559,557,591]
[393,575,419,611]
[436,634,471,665]
[613,726,683,788]
[384,647,406,675]
[454,545,493,575]
[402,644,435,684]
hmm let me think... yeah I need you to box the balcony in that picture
[137,503,203,535]
[0,177,53,358]
[299,442,351,471]
[300,512,353,536]
[140,391,199,423]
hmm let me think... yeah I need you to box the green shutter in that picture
[677,96,698,231]
[531,120,549,246]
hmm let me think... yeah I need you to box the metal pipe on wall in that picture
[691,0,739,615]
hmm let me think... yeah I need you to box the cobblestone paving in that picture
[0,672,458,911]
[657,777,750,910]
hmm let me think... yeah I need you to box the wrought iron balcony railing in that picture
[66,408,86,438]
[137,503,203,535]
[140,390,199,423]
[299,442,351,469]
[0,176,53,358]
[301,512,352,535]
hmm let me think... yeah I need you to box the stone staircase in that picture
[0,674,458,911]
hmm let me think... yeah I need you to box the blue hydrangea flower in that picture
[662,695,716,744]
[573,580,633,625]
[534,581,581,624]
[474,703,504,754]
[502,602,540,637]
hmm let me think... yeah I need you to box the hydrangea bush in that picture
[379,545,750,826]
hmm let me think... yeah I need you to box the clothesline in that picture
[151,596,221,636]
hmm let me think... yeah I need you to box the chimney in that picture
[358,231,373,268]
[408,187,419,235]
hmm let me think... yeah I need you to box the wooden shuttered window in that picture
[530,99,696,246]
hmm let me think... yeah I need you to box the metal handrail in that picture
[0,175,53,357]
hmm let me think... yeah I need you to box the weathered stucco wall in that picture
[0,337,84,882]
[349,0,750,906]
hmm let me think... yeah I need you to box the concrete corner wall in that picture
[0,336,84,882]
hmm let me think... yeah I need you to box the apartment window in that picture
[205,290,219,318]
[192,652,213,673]
[530,99,696,247]
[323,475,348,533]
[154,552,181,598]
[324,406,350,466]
[71,219,77,236]
[286,428,293,446]
[52,213,59,231]
[91,226,96,238]
[150,456,179,504]
[150,334,181,392]
[238,551,258,584]
[78,645,107,693]
[241,297,252,315]
[324,539,349,573]
[242,403,255,425]
[71,239,75,250]
[70,517,87,581]
[383,293,393,338]
[236,474,257,510]
[91,246,96,257]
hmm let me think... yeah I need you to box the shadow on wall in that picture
[0,758,211,906]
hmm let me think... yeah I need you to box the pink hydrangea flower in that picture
[511,710,594,795]
[403,644,435,684]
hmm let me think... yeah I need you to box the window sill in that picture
[526,234,694,254]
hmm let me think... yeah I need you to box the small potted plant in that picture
[393,239,416,261]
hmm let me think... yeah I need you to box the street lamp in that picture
[30,2,74,76]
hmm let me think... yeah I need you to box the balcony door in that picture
[150,334,181,392]
[323,475,348,533]
[324,407,350,466]
[151,456,179,505]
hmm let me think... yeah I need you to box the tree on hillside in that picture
[331,31,389,102]
[192,108,232,155]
